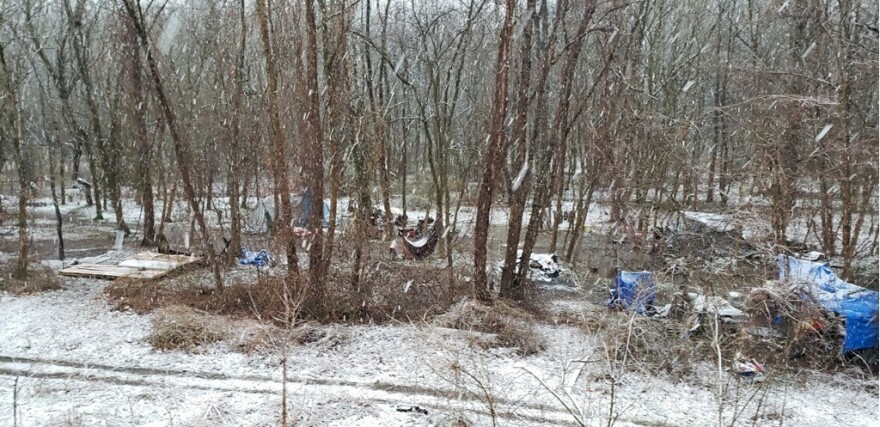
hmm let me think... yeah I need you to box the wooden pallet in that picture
[59,252,202,280]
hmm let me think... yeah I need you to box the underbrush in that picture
[594,301,874,381]
[0,263,63,294]
[600,312,702,379]
[148,305,227,351]
[107,260,472,324]
[434,298,546,355]
[107,258,555,355]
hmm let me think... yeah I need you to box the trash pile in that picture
[495,251,562,283]
[774,255,878,354]
[653,211,763,273]
[602,255,879,374]
[605,271,664,315]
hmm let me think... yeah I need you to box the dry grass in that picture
[737,285,845,370]
[600,312,700,379]
[148,305,228,351]
[434,298,546,355]
[106,259,472,326]
[0,264,63,294]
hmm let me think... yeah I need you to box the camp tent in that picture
[243,195,331,234]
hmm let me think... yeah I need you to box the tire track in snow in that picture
[2,354,645,426]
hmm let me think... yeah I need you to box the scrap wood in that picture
[59,251,201,280]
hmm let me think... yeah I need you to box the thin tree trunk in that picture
[125,17,156,245]
[224,0,248,262]
[303,0,328,308]
[122,0,224,291]
[549,1,595,251]
[472,0,515,303]
[1,46,28,278]
[500,0,536,300]
[256,0,298,275]
[513,0,566,291]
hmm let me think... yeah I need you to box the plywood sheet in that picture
[59,252,202,280]
[59,264,143,279]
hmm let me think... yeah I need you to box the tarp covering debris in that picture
[777,255,879,353]
[606,271,656,314]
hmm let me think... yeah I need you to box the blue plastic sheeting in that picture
[777,255,879,353]
[606,271,656,314]
[240,249,270,267]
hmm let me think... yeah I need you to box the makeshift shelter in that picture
[390,226,440,260]
[243,195,331,234]
[777,255,879,353]
[659,211,756,259]
[606,271,656,314]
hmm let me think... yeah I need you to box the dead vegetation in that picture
[0,264,63,294]
[107,260,472,324]
[737,285,845,370]
[107,259,550,355]
[148,305,228,351]
[599,312,701,379]
[230,321,349,355]
[434,298,546,356]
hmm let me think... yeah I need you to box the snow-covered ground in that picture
[1,191,877,425]
[0,275,877,426]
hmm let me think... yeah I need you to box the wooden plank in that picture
[59,252,202,281]
[131,252,201,266]
[126,269,171,280]
[118,260,178,271]
[59,264,144,279]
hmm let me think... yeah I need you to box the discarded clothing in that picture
[734,358,766,381]
[240,249,269,267]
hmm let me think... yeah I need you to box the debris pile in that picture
[653,211,762,273]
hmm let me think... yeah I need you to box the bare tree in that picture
[0,35,30,278]
[472,0,515,302]
[120,0,224,291]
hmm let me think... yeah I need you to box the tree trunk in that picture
[1,45,29,278]
[303,0,328,309]
[124,17,156,245]
[224,0,248,262]
[122,0,224,291]
[548,1,595,252]
[500,0,536,300]
[472,0,515,303]
[256,0,298,275]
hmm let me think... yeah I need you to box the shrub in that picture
[0,264,63,294]
[435,298,546,356]
[148,305,227,351]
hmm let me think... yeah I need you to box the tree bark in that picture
[121,0,224,291]
[500,0,537,300]
[0,44,29,278]
[256,0,298,275]
[472,0,515,303]
[303,0,328,309]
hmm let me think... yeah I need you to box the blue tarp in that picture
[777,255,879,353]
[240,249,269,267]
[606,271,656,314]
